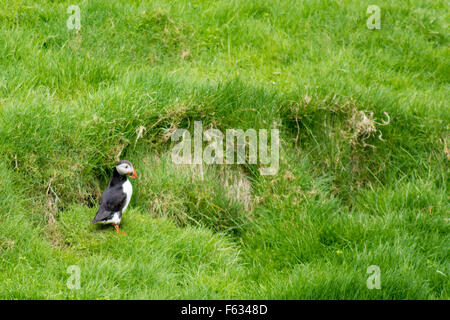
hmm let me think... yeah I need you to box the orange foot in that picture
[113,224,126,236]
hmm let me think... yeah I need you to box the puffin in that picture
[91,160,137,234]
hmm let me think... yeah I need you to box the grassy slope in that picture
[0,0,448,299]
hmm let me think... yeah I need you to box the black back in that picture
[91,167,127,223]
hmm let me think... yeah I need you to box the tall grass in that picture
[0,0,448,299]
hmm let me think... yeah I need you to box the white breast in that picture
[98,179,133,225]
[121,179,133,213]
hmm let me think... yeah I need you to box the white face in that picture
[116,163,134,176]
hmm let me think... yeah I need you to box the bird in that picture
[91,160,137,234]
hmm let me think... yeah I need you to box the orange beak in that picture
[130,169,137,179]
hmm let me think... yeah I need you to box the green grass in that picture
[0,0,448,299]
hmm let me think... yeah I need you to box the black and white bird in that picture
[91,160,137,234]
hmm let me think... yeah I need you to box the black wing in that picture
[91,186,127,223]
